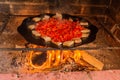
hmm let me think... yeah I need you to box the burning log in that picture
[26,49,104,72]
[79,51,104,70]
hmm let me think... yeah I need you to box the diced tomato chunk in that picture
[35,18,85,42]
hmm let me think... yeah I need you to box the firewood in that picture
[80,51,104,70]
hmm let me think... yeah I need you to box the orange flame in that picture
[28,50,83,70]
[22,45,104,73]
[24,45,103,72]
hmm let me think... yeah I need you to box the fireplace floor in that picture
[0,16,120,73]
[0,70,120,80]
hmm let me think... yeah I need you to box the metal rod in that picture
[94,17,117,40]
[0,13,10,35]
[0,11,10,35]
[103,0,113,23]
[0,47,120,51]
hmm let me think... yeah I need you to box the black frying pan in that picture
[17,13,98,48]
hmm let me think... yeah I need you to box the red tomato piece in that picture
[35,18,85,42]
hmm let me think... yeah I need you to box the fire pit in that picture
[26,50,104,72]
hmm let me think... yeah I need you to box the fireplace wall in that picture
[0,0,119,18]
[0,0,120,16]
[0,0,110,16]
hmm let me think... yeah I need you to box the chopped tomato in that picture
[35,18,85,42]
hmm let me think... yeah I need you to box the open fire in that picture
[24,45,104,72]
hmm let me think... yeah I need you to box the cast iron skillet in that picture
[17,13,98,48]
